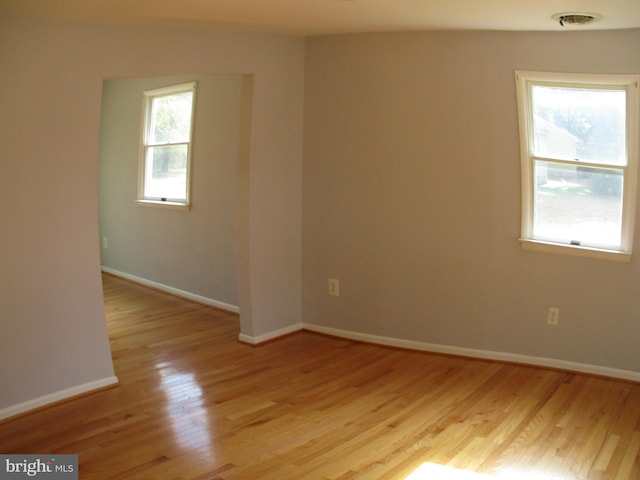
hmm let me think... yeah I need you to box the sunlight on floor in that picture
[405,463,492,479]
[406,463,566,480]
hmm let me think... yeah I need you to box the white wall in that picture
[99,74,242,308]
[0,12,304,415]
[303,29,640,375]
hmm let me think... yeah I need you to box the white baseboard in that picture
[302,324,640,382]
[238,323,304,345]
[101,267,239,314]
[0,376,119,421]
[238,322,640,382]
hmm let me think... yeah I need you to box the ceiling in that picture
[1,0,639,35]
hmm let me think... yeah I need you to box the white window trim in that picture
[137,81,197,210]
[136,199,190,211]
[515,70,639,262]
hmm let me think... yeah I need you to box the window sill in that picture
[519,239,631,263]
[136,199,190,211]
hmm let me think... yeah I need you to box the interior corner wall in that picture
[0,12,303,414]
[99,74,242,307]
[302,29,640,373]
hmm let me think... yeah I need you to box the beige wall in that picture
[99,74,242,307]
[303,29,640,373]
[0,12,304,414]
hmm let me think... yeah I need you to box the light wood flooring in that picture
[1,273,640,479]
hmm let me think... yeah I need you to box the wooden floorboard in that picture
[1,273,639,479]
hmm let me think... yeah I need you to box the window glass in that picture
[144,145,188,200]
[532,86,626,165]
[533,161,623,248]
[149,92,193,144]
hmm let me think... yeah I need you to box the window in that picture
[138,82,196,208]
[515,71,639,261]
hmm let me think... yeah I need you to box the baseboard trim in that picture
[0,376,119,421]
[302,324,640,383]
[101,267,240,314]
[238,323,304,345]
[241,322,640,383]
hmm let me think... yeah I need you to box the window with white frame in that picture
[515,71,639,261]
[139,82,196,208]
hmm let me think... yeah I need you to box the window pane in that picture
[533,160,623,248]
[532,86,626,165]
[149,92,193,144]
[144,145,188,200]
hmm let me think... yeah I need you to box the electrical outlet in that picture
[547,307,559,326]
[328,278,340,296]
[102,237,108,249]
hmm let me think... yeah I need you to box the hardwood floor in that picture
[1,273,640,479]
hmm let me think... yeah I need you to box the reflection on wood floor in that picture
[1,273,639,479]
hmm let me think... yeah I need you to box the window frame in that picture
[515,70,639,262]
[137,81,197,210]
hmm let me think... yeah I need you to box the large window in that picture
[138,82,196,208]
[515,71,639,261]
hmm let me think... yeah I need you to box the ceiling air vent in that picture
[552,12,602,27]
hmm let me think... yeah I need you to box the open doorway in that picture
[98,74,249,312]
